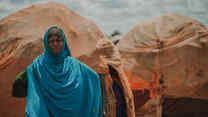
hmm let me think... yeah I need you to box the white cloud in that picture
[0,0,208,35]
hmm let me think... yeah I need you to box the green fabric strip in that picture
[16,71,26,81]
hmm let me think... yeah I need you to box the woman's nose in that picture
[53,41,58,46]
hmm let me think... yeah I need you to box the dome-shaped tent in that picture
[118,14,208,117]
[0,2,135,117]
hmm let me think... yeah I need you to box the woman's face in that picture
[48,35,64,55]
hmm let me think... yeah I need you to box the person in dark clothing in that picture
[108,65,127,117]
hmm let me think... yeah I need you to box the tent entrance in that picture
[108,65,127,117]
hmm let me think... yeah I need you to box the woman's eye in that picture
[57,39,62,42]
[48,40,54,43]
[48,39,63,43]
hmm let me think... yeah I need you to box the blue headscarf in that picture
[25,26,102,117]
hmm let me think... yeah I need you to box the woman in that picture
[12,26,102,117]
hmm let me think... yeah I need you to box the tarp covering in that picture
[0,2,135,117]
[118,14,208,100]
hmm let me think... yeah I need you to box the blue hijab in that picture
[25,26,102,117]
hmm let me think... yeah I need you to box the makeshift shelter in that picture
[118,14,208,117]
[0,2,135,117]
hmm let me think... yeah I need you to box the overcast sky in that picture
[0,0,208,35]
